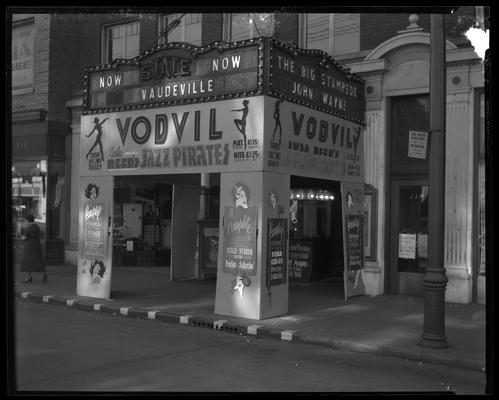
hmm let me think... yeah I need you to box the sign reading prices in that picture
[85,41,261,112]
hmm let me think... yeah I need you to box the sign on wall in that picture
[408,130,428,159]
[264,97,364,183]
[82,183,108,258]
[266,218,287,287]
[12,21,34,91]
[80,97,265,176]
[77,176,113,299]
[288,239,313,282]
[341,181,366,300]
[222,205,258,277]
[84,41,262,113]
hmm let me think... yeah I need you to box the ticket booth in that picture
[76,38,366,319]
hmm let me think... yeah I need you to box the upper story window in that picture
[103,20,140,63]
[159,13,202,46]
[299,13,360,56]
[12,18,34,94]
[224,13,275,41]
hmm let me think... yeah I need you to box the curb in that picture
[16,291,485,373]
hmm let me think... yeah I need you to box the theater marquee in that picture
[84,40,263,113]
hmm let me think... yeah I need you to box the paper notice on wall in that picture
[408,130,428,159]
[417,233,428,258]
[398,233,417,259]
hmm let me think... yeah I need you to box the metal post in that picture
[420,13,449,348]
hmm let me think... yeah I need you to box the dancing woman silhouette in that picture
[231,100,249,150]
[86,117,109,161]
[272,99,283,144]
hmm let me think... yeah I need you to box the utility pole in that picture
[420,13,449,348]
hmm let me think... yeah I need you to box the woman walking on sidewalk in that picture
[20,214,47,283]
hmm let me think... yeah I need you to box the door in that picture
[171,184,200,281]
[389,179,429,295]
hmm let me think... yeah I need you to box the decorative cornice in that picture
[365,31,457,61]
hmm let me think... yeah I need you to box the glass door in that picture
[389,179,429,295]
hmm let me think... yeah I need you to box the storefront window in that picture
[11,160,47,238]
[47,160,65,240]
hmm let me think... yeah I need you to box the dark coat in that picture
[21,222,45,272]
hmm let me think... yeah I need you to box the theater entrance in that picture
[112,174,200,281]
[288,176,344,284]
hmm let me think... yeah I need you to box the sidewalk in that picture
[13,264,486,372]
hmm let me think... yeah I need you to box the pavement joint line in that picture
[281,330,296,341]
[42,295,53,303]
[120,307,128,316]
[213,320,228,330]
[21,292,31,299]
[66,299,76,306]
[180,315,190,324]
[247,325,262,335]
[93,303,102,311]
[147,310,158,320]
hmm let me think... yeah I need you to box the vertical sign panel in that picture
[222,205,258,276]
[341,181,366,300]
[77,176,114,299]
[266,218,287,288]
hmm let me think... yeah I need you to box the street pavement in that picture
[12,264,487,373]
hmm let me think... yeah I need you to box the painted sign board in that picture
[77,176,113,299]
[269,40,365,124]
[12,21,34,91]
[288,238,313,282]
[263,97,364,183]
[222,205,258,276]
[80,97,265,176]
[341,181,366,300]
[266,218,287,287]
[84,40,262,113]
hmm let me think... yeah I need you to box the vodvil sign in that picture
[80,97,265,175]
[263,97,364,183]
[84,40,262,113]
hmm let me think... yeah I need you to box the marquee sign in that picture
[268,39,365,124]
[83,38,365,125]
[84,40,263,114]
[80,97,265,176]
